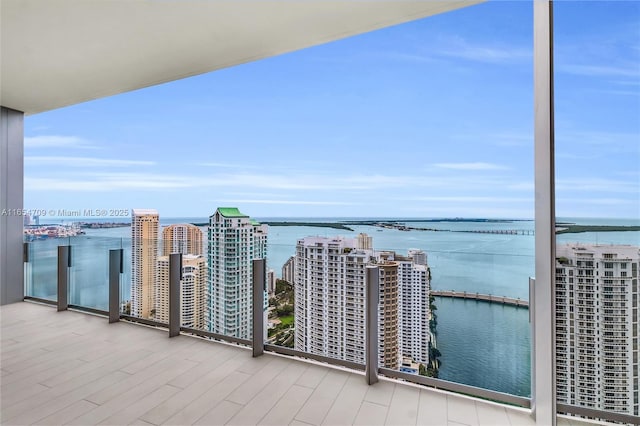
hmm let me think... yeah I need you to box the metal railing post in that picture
[23,242,30,298]
[169,253,182,337]
[529,277,536,402]
[57,245,70,311]
[109,249,123,323]
[252,258,266,357]
[366,265,379,385]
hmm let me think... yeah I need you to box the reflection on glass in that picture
[554,0,640,421]
[266,227,532,397]
[24,238,59,301]
[68,236,122,311]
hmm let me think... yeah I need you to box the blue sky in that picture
[24,1,639,219]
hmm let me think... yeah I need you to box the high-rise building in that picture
[162,223,203,256]
[282,256,295,284]
[398,250,430,365]
[378,253,399,369]
[555,244,639,416]
[206,207,268,339]
[294,236,369,363]
[357,233,372,250]
[131,209,159,319]
[267,269,276,295]
[294,235,431,369]
[155,224,206,328]
[156,254,207,328]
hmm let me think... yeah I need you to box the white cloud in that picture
[558,198,638,206]
[24,169,534,195]
[24,135,95,149]
[217,199,357,206]
[400,196,532,203]
[25,173,194,192]
[197,162,258,169]
[25,156,154,167]
[558,64,640,78]
[433,162,509,171]
[556,130,640,148]
[431,36,531,64]
[556,178,639,194]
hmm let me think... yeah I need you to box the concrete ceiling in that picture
[1,0,481,115]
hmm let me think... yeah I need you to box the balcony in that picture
[0,301,596,426]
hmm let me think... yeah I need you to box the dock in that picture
[460,229,534,235]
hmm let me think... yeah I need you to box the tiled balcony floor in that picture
[0,302,591,426]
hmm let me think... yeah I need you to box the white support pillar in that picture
[0,107,25,305]
[533,1,556,425]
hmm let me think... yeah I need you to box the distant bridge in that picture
[432,290,529,308]
[459,229,534,236]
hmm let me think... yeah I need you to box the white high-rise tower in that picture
[206,207,267,339]
[293,235,431,369]
[555,244,639,416]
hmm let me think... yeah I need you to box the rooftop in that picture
[217,207,249,219]
[132,209,160,217]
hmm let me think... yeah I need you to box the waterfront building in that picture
[294,235,431,369]
[399,357,420,375]
[282,256,295,284]
[156,254,207,328]
[396,250,431,365]
[206,207,268,339]
[377,253,400,369]
[555,244,639,416]
[162,223,203,256]
[131,209,159,319]
[294,236,369,363]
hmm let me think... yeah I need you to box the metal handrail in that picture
[557,403,639,425]
[379,367,531,408]
[264,344,365,371]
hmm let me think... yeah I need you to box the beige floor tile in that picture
[258,384,313,426]
[354,401,388,426]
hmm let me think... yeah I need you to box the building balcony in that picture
[0,301,623,426]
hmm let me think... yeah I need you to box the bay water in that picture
[26,217,639,397]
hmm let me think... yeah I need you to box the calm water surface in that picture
[25,216,639,397]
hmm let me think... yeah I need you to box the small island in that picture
[556,224,640,234]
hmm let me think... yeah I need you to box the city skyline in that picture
[22,1,639,219]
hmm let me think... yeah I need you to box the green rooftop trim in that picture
[217,207,248,218]
[250,219,261,226]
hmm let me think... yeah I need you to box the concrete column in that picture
[533,1,556,425]
[0,107,24,305]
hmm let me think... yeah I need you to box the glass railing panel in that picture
[173,220,254,346]
[121,236,169,325]
[374,244,532,399]
[23,236,65,302]
[264,222,534,397]
[265,236,368,368]
[68,236,123,312]
[554,1,640,423]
